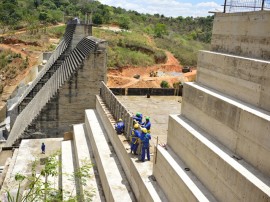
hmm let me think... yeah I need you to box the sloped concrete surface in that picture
[73,123,105,202]
[85,109,135,202]
[61,140,77,200]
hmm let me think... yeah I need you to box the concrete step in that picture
[182,82,270,176]
[167,114,270,202]
[61,140,77,201]
[96,95,168,202]
[153,145,217,202]
[84,109,135,202]
[72,123,105,202]
[197,50,270,111]
[0,149,19,192]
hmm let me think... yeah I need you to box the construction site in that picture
[0,1,270,201]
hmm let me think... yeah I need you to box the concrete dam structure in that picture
[0,11,270,202]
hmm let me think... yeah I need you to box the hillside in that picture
[0,0,213,100]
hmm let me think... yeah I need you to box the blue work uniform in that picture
[130,129,140,154]
[142,120,151,133]
[115,121,125,134]
[140,132,151,161]
[41,143,46,153]
[133,114,143,125]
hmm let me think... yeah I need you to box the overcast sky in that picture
[99,0,224,17]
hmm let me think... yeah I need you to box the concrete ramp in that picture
[84,109,135,202]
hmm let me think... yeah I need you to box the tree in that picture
[160,80,170,88]
[93,13,103,24]
[154,23,167,38]
[118,15,130,30]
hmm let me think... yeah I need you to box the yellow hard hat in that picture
[142,128,147,133]
[119,118,122,122]
[134,124,139,129]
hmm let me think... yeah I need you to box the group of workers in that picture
[114,112,152,162]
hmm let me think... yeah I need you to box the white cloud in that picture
[99,0,223,17]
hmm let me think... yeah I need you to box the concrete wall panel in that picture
[182,83,270,176]
[211,11,270,60]
[197,51,270,111]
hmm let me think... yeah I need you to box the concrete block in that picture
[61,140,76,200]
[167,115,270,202]
[84,109,135,202]
[197,51,270,110]
[211,11,270,60]
[64,131,73,140]
[153,145,217,202]
[72,123,105,202]
[182,82,270,176]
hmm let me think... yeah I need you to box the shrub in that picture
[160,80,170,88]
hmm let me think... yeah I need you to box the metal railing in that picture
[223,0,270,13]
[16,22,77,108]
[6,37,99,146]
[100,82,134,139]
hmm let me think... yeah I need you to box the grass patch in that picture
[93,27,166,68]
[154,35,210,66]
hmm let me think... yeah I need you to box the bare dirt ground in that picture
[107,50,196,88]
[0,24,62,113]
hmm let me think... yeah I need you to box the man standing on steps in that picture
[140,128,151,162]
[142,116,151,133]
[130,124,140,155]
[41,142,46,154]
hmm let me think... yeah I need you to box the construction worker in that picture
[133,112,143,125]
[115,118,125,134]
[142,116,151,133]
[140,128,151,162]
[130,123,140,155]
[41,143,46,154]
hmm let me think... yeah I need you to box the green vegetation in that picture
[5,152,94,202]
[93,28,167,68]
[160,80,170,88]
[0,50,28,80]
[0,0,214,67]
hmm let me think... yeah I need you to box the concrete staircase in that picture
[60,124,106,202]
[152,12,270,202]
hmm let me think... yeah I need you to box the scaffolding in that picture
[223,0,270,13]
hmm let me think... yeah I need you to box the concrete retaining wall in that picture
[182,82,270,177]
[197,51,270,111]
[211,11,270,60]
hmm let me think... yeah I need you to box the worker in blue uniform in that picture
[142,116,151,133]
[115,118,125,134]
[133,112,143,125]
[140,128,151,162]
[130,123,141,155]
